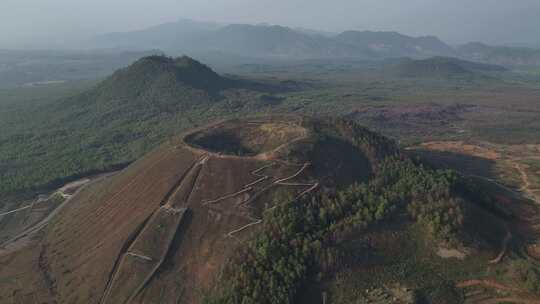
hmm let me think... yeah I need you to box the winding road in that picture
[202,161,318,239]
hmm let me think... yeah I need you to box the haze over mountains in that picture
[91,19,540,67]
[2,1,540,301]
[93,19,457,59]
[2,18,538,89]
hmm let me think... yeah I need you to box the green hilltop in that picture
[0,55,276,197]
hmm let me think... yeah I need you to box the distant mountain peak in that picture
[95,20,458,60]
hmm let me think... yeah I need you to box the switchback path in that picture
[215,162,319,239]
[202,163,275,206]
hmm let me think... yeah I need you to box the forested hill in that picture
[58,55,229,111]
[0,55,282,197]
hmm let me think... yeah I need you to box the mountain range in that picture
[93,19,540,67]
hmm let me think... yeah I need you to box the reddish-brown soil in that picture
[457,279,519,292]
[414,141,540,204]
[413,141,540,303]
[458,279,540,304]
[418,141,501,160]
[480,298,540,304]
[0,241,56,303]
[0,117,365,304]
[49,146,199,304]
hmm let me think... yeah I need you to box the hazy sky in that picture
[1,0,539,48]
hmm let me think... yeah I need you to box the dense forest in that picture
[203,123,503,304]
[2,53,540,203]
[0,56,289,199]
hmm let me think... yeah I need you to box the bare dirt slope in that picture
[0,116,386,304]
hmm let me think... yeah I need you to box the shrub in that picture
[507,260,540,294]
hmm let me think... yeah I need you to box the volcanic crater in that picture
[0,116,395,304]
[183,118,309,159]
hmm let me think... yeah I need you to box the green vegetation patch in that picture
[203,154,503,304]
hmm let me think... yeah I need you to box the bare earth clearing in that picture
[413,141,540,303]
[0,117,352,304]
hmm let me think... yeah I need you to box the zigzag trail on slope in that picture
[201,161,318,239]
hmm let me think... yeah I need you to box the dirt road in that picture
[0,172,116,255]
[512,161,540,204]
